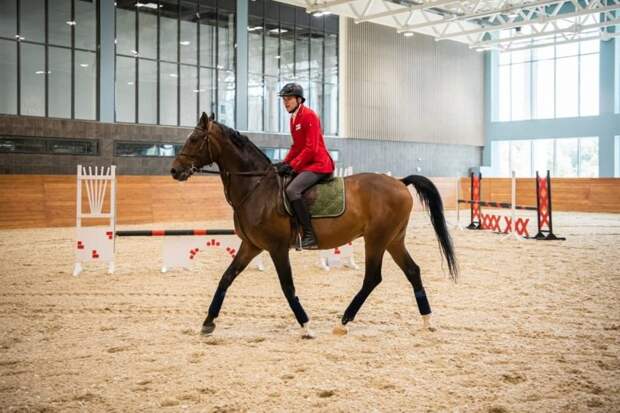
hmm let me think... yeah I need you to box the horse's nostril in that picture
[170,168,176,176]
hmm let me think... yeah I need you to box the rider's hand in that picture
[276,162,294,176]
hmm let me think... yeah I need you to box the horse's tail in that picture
[401,175,458,282]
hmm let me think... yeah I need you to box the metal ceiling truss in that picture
[302,0,620,50]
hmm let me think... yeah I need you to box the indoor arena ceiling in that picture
[278,0,620,52]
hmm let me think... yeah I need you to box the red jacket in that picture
[284,105,334,174]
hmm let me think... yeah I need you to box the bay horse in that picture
[171,112,457,338]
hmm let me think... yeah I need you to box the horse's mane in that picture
[217,121,271,165]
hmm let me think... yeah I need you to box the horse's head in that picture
[171,112,218,181]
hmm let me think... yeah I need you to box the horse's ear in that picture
[199,112,209,129]
[209,112,215,121]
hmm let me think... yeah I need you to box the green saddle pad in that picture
[284,177,346,218]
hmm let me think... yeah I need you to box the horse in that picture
[170,112,457,338]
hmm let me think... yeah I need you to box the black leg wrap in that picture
[288,296,309,326]
[414,288,432,316]
[208,287,227,319]
[341,315,352,325]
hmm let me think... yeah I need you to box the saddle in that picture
[278,175,346,218]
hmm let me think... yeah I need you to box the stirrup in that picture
[300,233,319,250]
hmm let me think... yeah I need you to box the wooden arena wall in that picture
[0,175,618,229]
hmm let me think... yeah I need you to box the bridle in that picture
[176,123,275,209]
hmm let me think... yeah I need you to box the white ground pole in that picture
[502,170,525,241]
[319,166,359,271]
[73,165,116,276]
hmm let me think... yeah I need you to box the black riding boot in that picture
[290,199,318,249]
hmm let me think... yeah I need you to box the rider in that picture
[275,83,335,249]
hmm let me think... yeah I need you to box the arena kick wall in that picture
[1,175,619,229]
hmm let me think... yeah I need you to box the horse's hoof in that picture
[201,322,216,335]
[422,314,436,332]
[301,323,316,339]
[332,324,348,336]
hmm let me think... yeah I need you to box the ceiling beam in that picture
[437,2,620,41]
[396,0,565,33]
[354,0,460,24]
[306,0,357,13]
[471,16,620,48]
[495,30,620,52]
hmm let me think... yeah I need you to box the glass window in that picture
[217,10,235,70]
[20,43,45,116]
[48,0,72,47]
[262,147,277,161]
[74,51,96,120]
[555,56,578,118]
[218,69,235,127]
[138,59,157,124]
[532,59,554,119]
[556,138,579,177]
[115,141,183,157]
[264,76,279,132]
[556,42,579,58]
[0,39,17,115]
[265,22,279,76]
[309,81,322,123]
[579,137,598,177]
[579,53,598,116]
[280,24,294,79]
[511,63,530,120]
[510,140,532,177]
[199,67,216,116]
[532,139,554,175]
[160,5,178,62]
[492,141,510,177]
[116,6,136,56]
[0,137,97,155]
[496,38,599,121]
[115,56,136,122]
[249,19,264,74]
[0,137,46,153]
[278,148,289,160]
[47,138,98,155]
[180,65,198,126]
[248,73,263,131]
[75,0,97,51]
[295,27,310,81]
[498,65,510,121]
[199,10,216,67]
[140,10,158,59]
[324,82,337,135]
[160,61,178,125]
[310,33,324,82]
[580,39,600,55]
[48,47,71,119]
[180,10,198,65]
[0,0,17,38]
[20,0,45,43]
[533,45,554,61]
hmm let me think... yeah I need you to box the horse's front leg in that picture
[202,241,262,335]
[269,248,314,339]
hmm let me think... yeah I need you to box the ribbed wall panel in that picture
[342,18,484,146]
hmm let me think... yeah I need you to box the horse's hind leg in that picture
[202,241,262,335]
[387,238,435,332]
[333,239,386,335]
